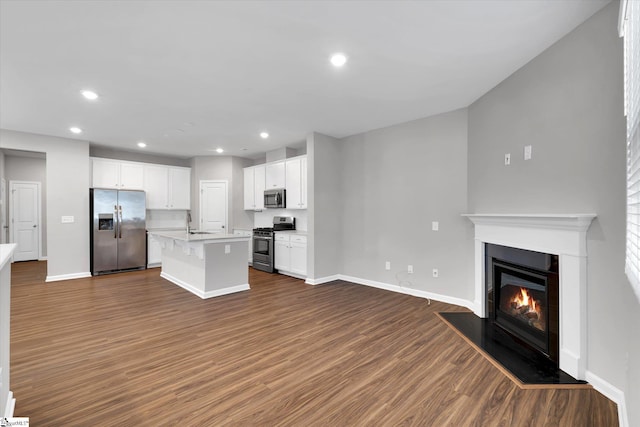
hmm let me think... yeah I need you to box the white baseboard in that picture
[45,272,91,282]
[203,284,250,299]
[4,390,15,418]
[586,371,628,427]
[38,256,48,261]
[160,272,250,299]
[337,274,476,311]
[305,274,340,285]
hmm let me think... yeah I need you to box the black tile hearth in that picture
[439,312,586,386]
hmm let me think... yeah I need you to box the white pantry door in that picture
[1,178,6,244]
[9,181,40,261]
[200,180,228,233]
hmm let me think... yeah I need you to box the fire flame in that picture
[513,288,539,315]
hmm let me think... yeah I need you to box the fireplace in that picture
[463,213,596,380]
[487,245,559,364]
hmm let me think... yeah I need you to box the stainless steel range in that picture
[252,216,295,273]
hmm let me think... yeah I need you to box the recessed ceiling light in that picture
[137,141,147,148]
[69,126,82,134]
[216,148,224,153]
[260,132,269,139]
[330,53,347,67]
[81,90,98,100]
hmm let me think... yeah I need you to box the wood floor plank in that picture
[9,261,619,426]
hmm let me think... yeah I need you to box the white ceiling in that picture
[0,0,609,159]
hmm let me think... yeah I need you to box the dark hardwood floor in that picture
[10,261,618,426]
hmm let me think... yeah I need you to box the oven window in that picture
[254,238,271,255]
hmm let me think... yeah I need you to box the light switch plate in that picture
[524,145,532,160]
[432,221,439,231]
[504,153,511,165]
[61,216,74,223]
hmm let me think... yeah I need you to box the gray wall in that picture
[90,146,190,167]
[0,129,90,278]
[338,109,471,299]
[5,155,47,257]
[307,132,343,280]
[231,156,255,230]
[468,2,637,422]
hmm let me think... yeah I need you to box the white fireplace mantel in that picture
[462,213,597,380]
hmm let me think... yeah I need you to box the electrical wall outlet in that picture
[504,153,511,166]
[432,269,439,278]
[385,261,391,271]
[408,265,413,274]
[524,145,532,160]
[432,221,439,231]
[224,244,231,254]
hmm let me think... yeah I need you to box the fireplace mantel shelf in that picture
[462,213,597,232]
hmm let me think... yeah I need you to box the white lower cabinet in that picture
[274,233,307,277]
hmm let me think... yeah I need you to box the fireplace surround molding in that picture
[462,213,597,380]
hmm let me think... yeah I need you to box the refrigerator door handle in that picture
[118,205,123,238]
[114,205,118,239]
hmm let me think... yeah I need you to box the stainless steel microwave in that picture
[264,189,286,208]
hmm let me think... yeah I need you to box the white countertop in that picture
[0,244,17,271]
[150,230,251,243]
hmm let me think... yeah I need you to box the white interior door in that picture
[1,178,6,244]
[9,181,40,261]
[200,180,227,233]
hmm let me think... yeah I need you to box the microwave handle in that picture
[276,192,281,206]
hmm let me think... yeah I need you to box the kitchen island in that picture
[149,231,251,299]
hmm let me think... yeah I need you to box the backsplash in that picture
[254,209,307,231]
[147,210,188,229]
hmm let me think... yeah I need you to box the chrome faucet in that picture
[186,211,192,234]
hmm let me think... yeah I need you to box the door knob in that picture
[33,224,37,228]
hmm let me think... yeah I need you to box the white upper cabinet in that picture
[143,164,191,210]
[265,161,286,189]
[168,167,191,210]
[144,165,169,209]
[92,158,144,190]
[285,156,307,209]
[244,165,265,211]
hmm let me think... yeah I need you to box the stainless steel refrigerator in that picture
[90,188,146,275]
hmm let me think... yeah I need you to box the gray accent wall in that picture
[90,146,190,167]
[338,109,471,299]
[307,132,343,280]
[5,155,47,257]
[468,2,637,422]
[0,129,90,278]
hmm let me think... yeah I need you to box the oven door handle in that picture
[254,236,272,240]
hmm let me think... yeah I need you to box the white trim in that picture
[203,284,250,299]
[38,256,48,261]
[586,370,628,427]
[160,271,249,299]
[335,274,475,310]
[619,0,629,37]
[45,272,91,282]
[3,390,15,418]
[305,274,340,285]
